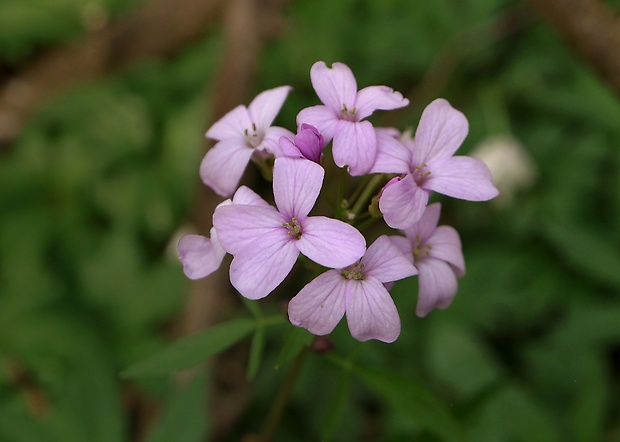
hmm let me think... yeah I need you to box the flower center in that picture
[341,261,365,280]
[412,164,431,185]
[244,123,264,148]
[340,103,357,122]
[413,235,432,261]
[283,217,302,239]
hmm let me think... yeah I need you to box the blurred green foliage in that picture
[1,0,619,441]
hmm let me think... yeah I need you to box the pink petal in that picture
[232,186,271,208]
[379,174,429,229]
[288,270,347,336]
[428,226,465,276]
[332,120,376,176]
[424,156,499,201]
[229,230,299,299]
[213,204,282,255]
[297,216,366,268]
[362,236,417,283]
[178,231,226,280]
[416,258,458,317]
[310,61,357,112]
[345,278,401,343]
[354,85,409,120]
[411,98,468,165]
[294,124,324,163]
[273,157,324,219]
[296,105,339,142]
[206,105,253,141]
[247,86,292,129]
[277,135,302,159]
[401,202,442,244]
[199,139,254,197]
[369,127,411,174]
[388,235,414,263]
[259,126,295,157]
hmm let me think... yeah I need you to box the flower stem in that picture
[350,174,385,217]
[258,347,308,442]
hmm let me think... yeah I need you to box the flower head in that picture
[213,157,366,299]
[297,61,409,176]
[200,86,294,197]
[390,203,465,317]
[375,99,499,229]
[288,236,417,343]
[279,123,324,164]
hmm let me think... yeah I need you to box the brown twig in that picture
[528,0,620,96]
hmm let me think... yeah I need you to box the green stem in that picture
[350,174,385,217]
[336,167,347,220]
[258,347,308,442]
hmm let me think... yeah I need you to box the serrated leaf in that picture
[122,318,256,378]
[275,326,313,369]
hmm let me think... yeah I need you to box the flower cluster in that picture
[179,61,498,343]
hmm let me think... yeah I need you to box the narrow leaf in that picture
[275,326,313,368]
[122,318,256,378]
[247,326,266,380]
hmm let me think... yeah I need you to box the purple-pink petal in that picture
[369,128,411,174]
[427,226,465,276]
[361,236,417,282]
[297,216,366,268]
[423,156,499,201]
[200,138,254,197]
[273,157,324,219]
[332,120,376,176]
[401,202,442,243]
[260,126,295,157]
[229,230,299,299]
[213,204,282,255]
[288,270,347,336]
[416,258,458,317]
[411,98,469,166]
[345,278,401,343]
[379,174,429,229]
[231,186,271,207]
[294,124,323,163]
[354,85,409,120]
[247,85,292,129]
[310,61,357,112]
[205,105,253,141]
[178,231,226,280]
[296,105,339,143]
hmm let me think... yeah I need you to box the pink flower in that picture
[288,236,417,343]
[375,99,499,229]
[278,123,324,164]
[200,86,294,197]
[390,203,465,317]
[213,157,366,300]
[177,187,269,279]
[297,61,409,176]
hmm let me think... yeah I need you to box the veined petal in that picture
[411,98,468,165]
[206,105,253,141]
[362,236,417,283]
[178,231,226,280]
[369,128,411,174]
[260,126,295,157]
[278,136,302,159]
[229,231,298,299]
[424,156,499,201]
[346,278,401,343]
[355,85,409,120]
[273,157,324,219]
[401,202,441,243]
[248,86,292,129]
[310,61,357,112]
[388,235,414,263]
[332,120,376,176]
[297,216,366,268]
[232,186,271,208]
[296,105,339,142]
[416,258,458,317]
[213,204,282,255]
[379,174,428,229]
[428,226,465,276]
[200,139,254,197]
[288,270,347,336]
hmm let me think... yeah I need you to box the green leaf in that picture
[148,371,210,442]
[321,371,352,441]
[275,326,313,369]
[122,318,256,378]
[242,297,262,318]
[247,326,265,380]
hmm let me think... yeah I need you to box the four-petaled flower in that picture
[375,98,499,229]
[297,61,409,176]
[213,157,366,300]
[288,235,417,343]
[201,86,294,197]
[390,203,465,317]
